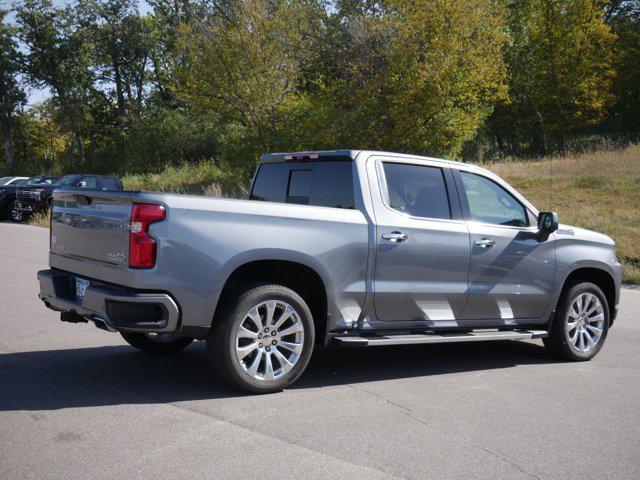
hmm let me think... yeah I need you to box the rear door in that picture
[368,156,470,326]
[454,169,555,323]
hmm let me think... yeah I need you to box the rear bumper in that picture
[37,269,180,333]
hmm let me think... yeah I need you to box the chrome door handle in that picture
[382,231,408,243]
[474,238,495,248]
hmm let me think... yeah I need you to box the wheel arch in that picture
[213,257,330,345]
[559,266,617,325]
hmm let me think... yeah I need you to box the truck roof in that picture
[259,150,360,163]
[259,150,466,169]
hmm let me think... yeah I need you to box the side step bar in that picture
[333,329,548,347]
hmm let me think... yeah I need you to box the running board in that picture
[333,329,548,347]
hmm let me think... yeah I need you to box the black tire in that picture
[544,281,609,361]
[120,332,194,354]
[9,206,25,223]
[207,283,315,394]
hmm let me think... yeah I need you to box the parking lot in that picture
[1,221,639,480]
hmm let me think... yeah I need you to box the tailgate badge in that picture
[107,252,127,264]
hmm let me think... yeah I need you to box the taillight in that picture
[129,204,166,269]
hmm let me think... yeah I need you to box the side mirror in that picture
[537,211,558,241]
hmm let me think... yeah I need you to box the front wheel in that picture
[120,332,194,354]
[207,283,315,394]
[544,282,609,361]
[9,207,25,223]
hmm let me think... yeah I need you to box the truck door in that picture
[453,170,555,323]
[367,157,470,326]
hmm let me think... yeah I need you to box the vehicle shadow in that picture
[0,340,560,411]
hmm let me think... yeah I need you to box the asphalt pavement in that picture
[1,221,639,480]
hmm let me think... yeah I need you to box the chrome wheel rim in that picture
[235,300,305,382]
[566,292,605,353]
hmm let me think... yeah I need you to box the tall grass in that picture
[488,143,640,283]
[122,161,249,198]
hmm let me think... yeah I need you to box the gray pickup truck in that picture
[37,150,621,393]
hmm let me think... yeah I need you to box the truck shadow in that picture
[0,340,560,411]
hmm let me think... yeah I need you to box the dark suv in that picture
[2,176,59,220]
[11,174,123,222]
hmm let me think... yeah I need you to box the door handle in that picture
[382,231,408,243]
[474,238,495,248]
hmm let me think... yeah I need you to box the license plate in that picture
[75,277,90,301]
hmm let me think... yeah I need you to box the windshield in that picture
[55,174,82,186]
[24,177,44,186]
[0,177,11,185]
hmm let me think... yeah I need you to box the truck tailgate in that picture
[51,190,134,267]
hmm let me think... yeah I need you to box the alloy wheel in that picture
[234,300,305,382]
[566,292,605,353]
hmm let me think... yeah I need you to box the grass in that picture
[28,211,51,228]
[486,143,640,284]
[28,144,640,283]
[122,161,248,198]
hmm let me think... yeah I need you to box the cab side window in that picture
[100,177,119,190]
[79,177,98,188]
[459,171,528,227]
[382,162,451,219]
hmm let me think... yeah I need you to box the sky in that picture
[8,0,153,105]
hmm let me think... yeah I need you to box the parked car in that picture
[11,174,123,222]
[0,176,29,186]
[37,150,621,393]
[1,176,58,220]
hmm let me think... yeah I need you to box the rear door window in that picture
[382,162,451,219]
[251,161,355,209]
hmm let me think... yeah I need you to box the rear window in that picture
[250,161,355,209]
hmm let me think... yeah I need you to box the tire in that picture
[9,206,25,223]
[120,332,194,354]
[207,283,315,394]
[544,282,609,361]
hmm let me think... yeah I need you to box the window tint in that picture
[288,170,312,202]
[459,171,528,227]
[250,161,354,209]
[100,177,119,190]
[55,174,82,186]
[382,163,451,219]
[80,177,98,188]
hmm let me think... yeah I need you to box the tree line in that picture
[1,0,638,177]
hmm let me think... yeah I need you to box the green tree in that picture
[16,0,96,167]
[493,0,615,153]
[77,0,152,127]
[605,0,640,133]
[327,0,508,157]
[174,0,325,171]
[0,9,26,174]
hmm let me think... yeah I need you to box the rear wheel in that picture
[207,283,315,394]
[120,332,194,354]
[544,282,609,361]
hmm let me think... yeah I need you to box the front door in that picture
[454,170,555,323]
[369,158,470,326]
